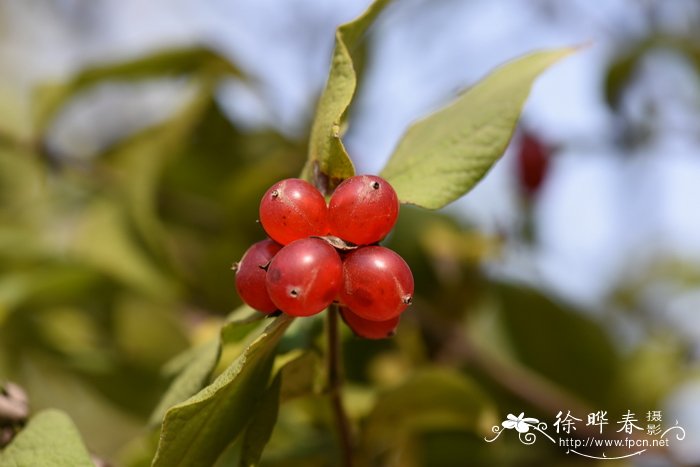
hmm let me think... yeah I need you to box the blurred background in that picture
[1,0,700,465]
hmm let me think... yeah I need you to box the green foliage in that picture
[151,315,292,467]
[304,0,391,191]
[0,410,93,467]
[381,48,573,209]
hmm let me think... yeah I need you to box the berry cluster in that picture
[234,176,414,339]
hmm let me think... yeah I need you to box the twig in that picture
[327,305,353,467]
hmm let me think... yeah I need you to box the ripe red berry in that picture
[259,178,328,245]
[340,307,399,339]
[516,132,550,198]
[235,239,283,313]
[266,238,342,317]
[339,246,413,321]
[328,175,399,245]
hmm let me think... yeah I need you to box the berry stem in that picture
[326,305,354,467]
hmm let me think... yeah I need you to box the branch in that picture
[326,305,353,467]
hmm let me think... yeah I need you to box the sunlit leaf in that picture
[0,409,93,467]
[304,0,391,192]
[152,314,293,467]
[381,48,574,209]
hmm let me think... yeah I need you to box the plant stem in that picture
[327,305,353,467]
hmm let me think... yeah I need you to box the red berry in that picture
[340,307,399,339]
[266,238,342,317]
[516,132,550,197]
[328,175,399,245]
[235,239,283,313]
[339,246,413,321]
[259,178,328,245]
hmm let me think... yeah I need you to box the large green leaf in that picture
[150,312,266,426]
[304,0,391,191]
[151,314,293,467]
[380,48,574,209]
[0,409,93,467]
[33,47,241,133]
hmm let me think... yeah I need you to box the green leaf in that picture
[151,314,293,467]
[380,48,574,209]
[238,373,281,467]
[0,409,93,467]
[149,340,220,426]
[362,369,496,455]
[238,351,321,467]
[304,0,391,191]
[150,312,265,426]
[33,46,241,133]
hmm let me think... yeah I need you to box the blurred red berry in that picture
[516,132,550,198]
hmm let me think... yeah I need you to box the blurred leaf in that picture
[37,307,105,365]
[71,201,175,299]
[34,47,241,133]
[361,369,496,458]
[611,334,685,413]
[0,267,99,311]
[114,296,189,369]
[304,0,391,191]
[0,147,46,224]
[380,48,573,209]
[102,85,213,254]
[0,83,33,143]
[497,283,619,405]
[17,353,145,456]
[605,38,700,112]
[0,409,93,467]
[604,47,644,111]
[152,314,293,467]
